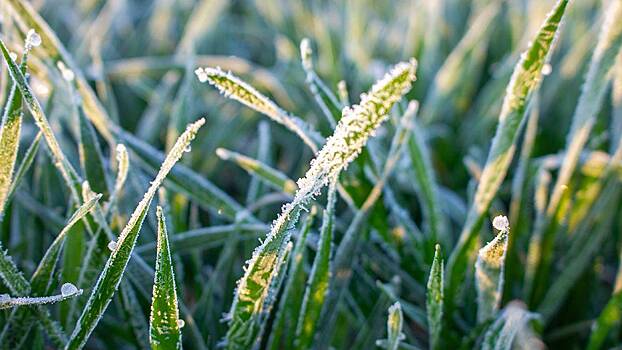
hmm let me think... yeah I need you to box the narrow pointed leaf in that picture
[426,244,443,350]
[66,119,203,350]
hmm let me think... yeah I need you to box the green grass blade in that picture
[119,280,151,350]
[294,183,336,350]
[0,73,24,216]
[195,66,323,152]
[30,194,102,295]
[223,60,417,349]
[216,147,297,195]
[0,284,82,310]
[444,0,569,311]
[587,246,622,350]
[66,119,204,350]
[426,244,443,350]
[117,129,248,221]
[475,216,510,323]
[78,106,110,200]
[266,210,315,350]
[150,206,182,350]
[407,115,447,252]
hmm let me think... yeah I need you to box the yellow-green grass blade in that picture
[149,207,182,350]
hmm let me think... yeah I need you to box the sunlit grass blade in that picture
[195,66,323,152]
[528,0,622,305]
[135,223,268,256]
[216,147,297,195]
[427,244,443,350]
[482,302,541,350]
[3,0,115,142]
[444,0,569,311]
[149,206,182,350]
[475,216,510,323]
[5,132,41,203]
[294,183,336,349]
[0,61,26,216]
[66,118,204,350]
[0,283,82,310]
[223,60,417,349]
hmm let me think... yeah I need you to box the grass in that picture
[0,0,622,349]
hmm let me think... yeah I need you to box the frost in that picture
[0,294,10,303]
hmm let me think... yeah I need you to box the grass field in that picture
[0,0,622,349]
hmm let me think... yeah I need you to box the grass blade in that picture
[528,0,622,305]
[475,216,510,323]
[0,284,82,310]
[66,118,204,350]
[195,66,323,152]
[444,0,569,311]
[78,106,110,199]
[294,182,336,349]
[266,209,315,350]
[481,302,541,350]
[426,244,443,350]
[216,147,297,195]
[223,60,417,349]
[149,206,182,350]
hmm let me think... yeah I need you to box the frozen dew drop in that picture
[184,145,192,153]
[61,282,78,297]
[542,63,552,76]
[107,240,117,251]
[26,29,42,48]
[492,215,509,231]
[56,61,75,81]
[177,319,185,328]
[194,68,208,83]
[217,208,223,215]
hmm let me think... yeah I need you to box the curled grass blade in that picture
[475,216,510,323]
